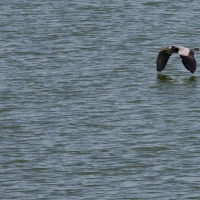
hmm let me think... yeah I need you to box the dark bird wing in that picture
[178,49,196,73]
[157,50,172,72]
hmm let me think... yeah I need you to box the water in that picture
[1,0,200,199]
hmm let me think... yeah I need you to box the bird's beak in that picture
[161,47,168,51]
[194,48,199,51]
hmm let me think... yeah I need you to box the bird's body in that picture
[157,45,199,73]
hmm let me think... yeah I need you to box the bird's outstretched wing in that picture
[178,49,196,73]
[157,50,172,72]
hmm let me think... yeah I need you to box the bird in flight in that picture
[157,45,199,73]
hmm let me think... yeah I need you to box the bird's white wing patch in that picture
[176,46,190,56]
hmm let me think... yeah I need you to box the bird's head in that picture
[194,48,199,51]
[161,45,178,54]
[161,46,172,51]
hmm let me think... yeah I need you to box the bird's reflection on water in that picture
[157,73,173,82]
[157,73,197,91]
[183,76,197,84]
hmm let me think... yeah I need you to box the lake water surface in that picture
[1,1,200,199]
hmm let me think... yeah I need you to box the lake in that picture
[1,0,200,199]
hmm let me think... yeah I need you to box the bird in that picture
[157,45,199,73]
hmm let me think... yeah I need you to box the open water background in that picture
[1,0,200,199]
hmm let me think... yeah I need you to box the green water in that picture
[1,1,200,199]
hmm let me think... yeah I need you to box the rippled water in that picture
[1,1,200,199]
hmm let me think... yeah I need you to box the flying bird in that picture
[157,45,199,73]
